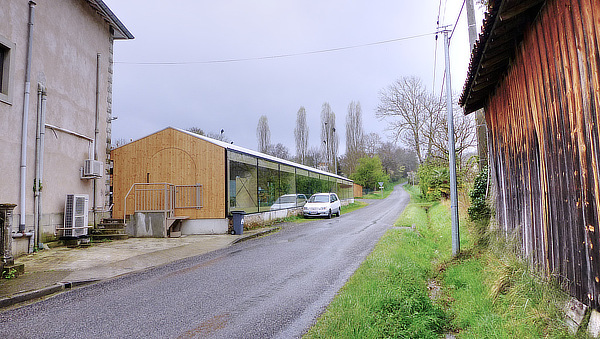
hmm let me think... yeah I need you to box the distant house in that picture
[111,127,354,237]
[0,0,133,257]
[460,0,600,307]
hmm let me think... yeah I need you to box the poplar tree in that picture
[256,115,271,153]
[294,106,309,165]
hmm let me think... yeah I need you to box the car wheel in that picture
[337,208,341,217]
[327,209,332,219]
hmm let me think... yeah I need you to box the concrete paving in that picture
[0,228,277,308]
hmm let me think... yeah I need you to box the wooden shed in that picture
[460,0,600,307]
[111,127,354,237]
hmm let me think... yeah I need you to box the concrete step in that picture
[90,233,128,241]
[91,228,126,235]
[96,223,126,229]
[102,218,125,224]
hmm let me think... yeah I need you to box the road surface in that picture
[0,185,410,338]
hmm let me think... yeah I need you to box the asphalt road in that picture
[0,185,410,339]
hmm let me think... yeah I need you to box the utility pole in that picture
[442,27,460,256]
[466,0,488,170]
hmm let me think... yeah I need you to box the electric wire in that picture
[432,34,439,93]
[114,32,437,65]
[449,0,466,41]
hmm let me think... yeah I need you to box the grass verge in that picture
[306,185,579,338]
[305,190,451,338]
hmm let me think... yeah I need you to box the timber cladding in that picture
[485,0,600,307]
[111,128,226,219]
[353,184,363,198]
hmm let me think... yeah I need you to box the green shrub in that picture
[468,166,491,222]
[417,162,450,201]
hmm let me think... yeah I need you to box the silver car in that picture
[270,194,307,211]
[303,193,341,218]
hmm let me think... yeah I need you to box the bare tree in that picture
[377,142,418,181]
[256,115,271,153]
[267,143,291,160]
[376,76,443,164]
[188,127,231,143]
[345,101,365,175]
[111,138,131,149]
[187,127,205,136]
[427,98,477,171]
[364,132,382,156]
[306,146,324,169]
[294,106,309,165]
[320,103,339,173]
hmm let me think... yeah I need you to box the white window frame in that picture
[0,35,15,105]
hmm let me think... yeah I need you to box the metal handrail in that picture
[174,184,203,209]
[123,183,176,221]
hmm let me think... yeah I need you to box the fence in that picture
[123,183,203,221]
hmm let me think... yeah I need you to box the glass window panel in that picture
[229,158,258,214]
[258,160,279,212]
[229,151,256,165]
[296,169,312,199]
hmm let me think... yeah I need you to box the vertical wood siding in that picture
[111,128,226,220]
[486,0,600,307]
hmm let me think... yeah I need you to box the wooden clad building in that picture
[112,128,226,220]
[111,127,354,236]
[460,0,600,307]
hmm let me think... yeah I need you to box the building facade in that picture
[0,0,132,256]
[112,127,354,236]
[461,0,600,308]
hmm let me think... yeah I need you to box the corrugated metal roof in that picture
[459,0,545,114]
[84,0,134,40]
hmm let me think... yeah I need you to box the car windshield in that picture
[309,195,329,203]
[275,196,296,204]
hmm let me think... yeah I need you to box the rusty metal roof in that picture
[459,0,545,114]
[84,0,134,40]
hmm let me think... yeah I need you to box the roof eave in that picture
[87,0,134,40]
[459,0,546,114]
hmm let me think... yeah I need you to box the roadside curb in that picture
[0,279,99,309]
[233,227,280,244]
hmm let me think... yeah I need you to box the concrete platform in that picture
[0,227,278,309]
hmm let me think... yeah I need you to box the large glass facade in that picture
[229,152,258,214]
[227,150,353,215]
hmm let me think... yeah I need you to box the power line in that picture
[449,0,466,41]
[432,33,439,93]
[114,32,437,65]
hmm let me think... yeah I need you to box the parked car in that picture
[303,193,341,218]
[270,194,308,211]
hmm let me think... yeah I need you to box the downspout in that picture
[19,1,36,234]
[34,83,46,250]
[93,54,101,228]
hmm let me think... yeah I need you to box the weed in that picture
[2,268,17,279]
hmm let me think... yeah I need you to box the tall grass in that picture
[306,184,580,338]
[305,187,450,338]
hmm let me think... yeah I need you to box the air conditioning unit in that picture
[81,159,103,179]
[63,194,89,238]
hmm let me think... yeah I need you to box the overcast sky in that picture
[104,0,484,155]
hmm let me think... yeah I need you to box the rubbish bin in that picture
[231,211,245,235]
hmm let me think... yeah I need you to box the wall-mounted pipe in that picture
[93,54,101,228]
[19,1,36,233]
[34,83,46,250]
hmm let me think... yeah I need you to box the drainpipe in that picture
[19,1,36,234]
[34,83,46,250]
[93,54,101,228]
